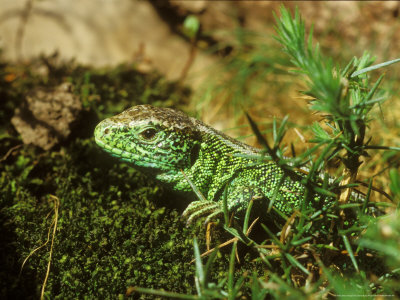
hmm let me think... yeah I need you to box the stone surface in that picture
[0,0,214,86]
[11,82,82,150]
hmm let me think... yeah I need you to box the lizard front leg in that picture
[182,177,265,225]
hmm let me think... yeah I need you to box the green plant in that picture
[129,5,400,298]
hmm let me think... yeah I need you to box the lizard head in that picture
[94,105,201,174]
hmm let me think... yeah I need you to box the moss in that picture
[0,57,233,298]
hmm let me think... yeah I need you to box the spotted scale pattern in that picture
[94,105,316,220]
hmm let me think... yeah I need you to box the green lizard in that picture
[94,105,343,224]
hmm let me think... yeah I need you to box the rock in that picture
[11,82,82,150]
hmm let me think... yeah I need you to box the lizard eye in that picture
[139,128,158,140]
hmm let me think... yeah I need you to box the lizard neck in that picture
[156,124,260,201]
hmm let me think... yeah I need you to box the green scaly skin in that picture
[94,105,321,224]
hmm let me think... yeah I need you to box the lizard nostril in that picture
[104,128,109,135]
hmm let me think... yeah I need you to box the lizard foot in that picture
[182,201,222,226]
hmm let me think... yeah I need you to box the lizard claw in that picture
[182,201,222,226]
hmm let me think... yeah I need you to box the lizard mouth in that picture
[94,136,176,170]
[94,136,137,162]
